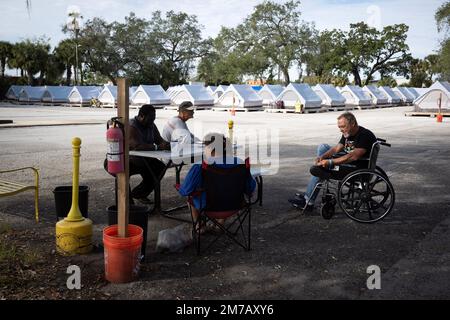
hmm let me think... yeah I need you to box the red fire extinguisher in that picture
[106,117,124,174]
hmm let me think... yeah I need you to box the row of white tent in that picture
[5,81,449,112]
[5,85,167,106]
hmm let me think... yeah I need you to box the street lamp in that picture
[67,8,83,86]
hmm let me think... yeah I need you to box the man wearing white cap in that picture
[162,101,200,147]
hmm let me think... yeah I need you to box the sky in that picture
[0,0,446,78]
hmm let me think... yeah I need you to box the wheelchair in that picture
[307,138,395,223]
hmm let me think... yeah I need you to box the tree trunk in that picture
[80,64,84,85]
[1,58,5,77]
[108,75,117,85]
[27,70,33,85]
[66,65,72,86]
[281,66,290,85]
[364,73,373,86]
[38,71,44,86]
[352,67,362,86]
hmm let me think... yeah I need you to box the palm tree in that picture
[54,39,76,85]
[8,39,50,84]
[0,41,13,77]
[26,0,31,17]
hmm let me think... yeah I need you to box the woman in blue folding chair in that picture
[177,132,256,235]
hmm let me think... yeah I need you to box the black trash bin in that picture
[107,205,150,259]
[53,186,89,220]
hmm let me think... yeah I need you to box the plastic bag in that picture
[156,224,193,253]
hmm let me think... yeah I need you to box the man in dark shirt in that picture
[289,112,377,210]
[129,104,170,204]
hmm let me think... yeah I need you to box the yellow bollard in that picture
[228,120,235,156]
[295,100,303,113]
[228,120,234,141]
[56,137,93,256]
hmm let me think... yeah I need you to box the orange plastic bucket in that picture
[103,224,143,283]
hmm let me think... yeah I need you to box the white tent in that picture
[406,87,421,99]
[42,86,72,103]
[413,81,450,112]
[98,86,117,106]
[18,86,47,102]
[362,85,389,105]
[393,87,414,104]
[277,83,322,109]
[216,84,263,108]
[313,84,346,107]
[257,84,285,105]
[206,86,217,96]
[166,86,181,99]
[5,85,27,100]
[213,85,228,103]
[130,85,170,106]
[338,85,372,106]
[68,86,102,105]
[170,84,214,106]
[378,86,402,105]
[413,87,431,97]
[98,85,138,106]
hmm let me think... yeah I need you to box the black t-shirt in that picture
[338,126,377,168]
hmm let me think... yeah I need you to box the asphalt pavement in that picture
[1,102,449,299]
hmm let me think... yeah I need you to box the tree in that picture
[330,22,411,86]
[45,54,65,84]
[438,40,450,81]
[244,0,315,84]
[408,54,439,87]
[0,41,13,78]
[435,1,450,34]
[26,0,31,16]
[8,38,50,84]
[302,30,342,78]
[408,58,429,87]
[377,76,397,87]
[77,17,123,84]
[201,0,315,85]
[54,39,76,85]
[111,13,155,85]
[435,1,450,81]
[150,10,212,83]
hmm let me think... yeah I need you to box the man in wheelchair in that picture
[289,112,377,211]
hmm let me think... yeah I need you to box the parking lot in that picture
[1,103,450,299]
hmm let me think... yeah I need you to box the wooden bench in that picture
[0,167,40,222]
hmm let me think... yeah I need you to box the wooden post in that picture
[117,78,129,237]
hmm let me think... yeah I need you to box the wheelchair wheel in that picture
[375,166,388,179]
[321,203,335,220]
[338,169,395,223]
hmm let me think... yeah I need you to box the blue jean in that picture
[305,143,331,204]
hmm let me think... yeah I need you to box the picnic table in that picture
[129,144,267,221]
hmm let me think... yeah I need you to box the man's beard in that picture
[343,132,350,138]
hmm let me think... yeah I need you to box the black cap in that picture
[178,101,194,112]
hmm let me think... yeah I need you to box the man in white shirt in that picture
[162,101,200,147]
